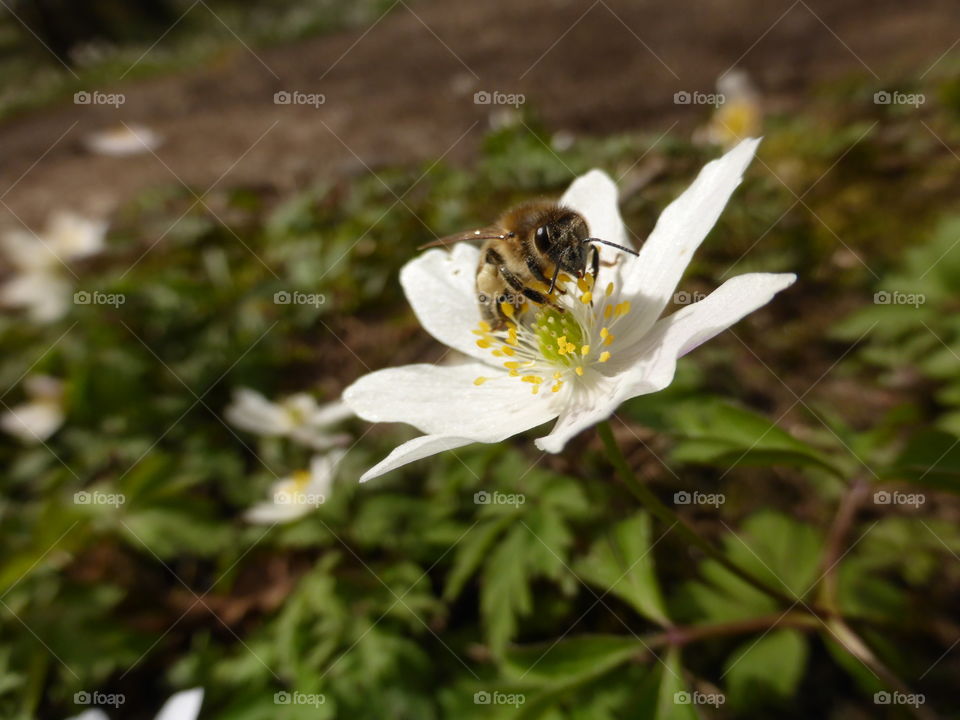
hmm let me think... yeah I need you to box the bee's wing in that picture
[417,227,509,251]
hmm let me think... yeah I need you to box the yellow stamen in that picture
[500,302,515,319]
[476,339,492,349]
[478,321,491,332]
[575,366,584,376]
[473,377,487,386]
[580,345,590,356]
[599,351,611,363]
[604,333,615,346]
[615,301,631,317]
[551,381,563,393]
[580,291,593,304]
[604,305,613,320]
[521,375,543,384]
[605,282,614,297]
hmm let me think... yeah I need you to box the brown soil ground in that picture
[1,0,958,225]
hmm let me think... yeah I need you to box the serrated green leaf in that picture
[503,635,641,684]
[724,629,808,710]
[574,512,669,625]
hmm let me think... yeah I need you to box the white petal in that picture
[0,271,72,323]
[307,449,346,496]
[47,212,107,261]
[66,711,110,720]
[560,169,630,256]
[400,245,489,361]
[224,388,289,435]
[622,138,761,335]
[622,272,796,395]
[359,434,478,483]
[154,688,204,720]
[534,375,623,453]
[1,401,64,442]
[244,500,310,524]
[343,363,555,442]
[309,399,354,426]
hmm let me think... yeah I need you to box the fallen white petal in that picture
[154,688,204,720]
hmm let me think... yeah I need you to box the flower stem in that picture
[597,420,802,609]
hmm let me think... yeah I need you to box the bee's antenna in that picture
[585,237,639,256]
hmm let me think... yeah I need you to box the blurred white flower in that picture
[67,687,203,720]
[344,139,795,482]
[698,70,763,150]
[224,388,351,450]
[245,451,345,524]
[0,211,107,322]
[1,375,65,443]
[83,123,162,157]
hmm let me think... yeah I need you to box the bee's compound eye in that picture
[534,225,551,252]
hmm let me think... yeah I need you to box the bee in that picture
[419,200,638,329]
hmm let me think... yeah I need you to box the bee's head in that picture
[533,210,590,274]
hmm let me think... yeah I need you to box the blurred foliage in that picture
[1,47,960,720]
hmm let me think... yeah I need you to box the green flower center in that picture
[535,307,586,367]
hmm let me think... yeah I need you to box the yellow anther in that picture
[615,301,631,316]
[577,277,590,293]
[476,339,492,349]
[604,333,615,346]
[504,361,521,370]
[506,327,518,346]
[509,369,519,377]
[575,366,584,376]
[473,377,487,386]
[580,345,590,356]
[492,349,504,357]
[580,291,593,304]
[599,351,611,363]
[477,321,492,332]
[600,327,610,340]
[501,346,516,356]
[553,371,562,379]
[604,304,613,320]
[551,382,563,393]
[500,302,515,319]
[605,282,614,297]
[531,385,540,395]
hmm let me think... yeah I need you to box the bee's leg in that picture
[590,245,600,281]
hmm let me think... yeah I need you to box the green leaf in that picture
[503,635,641,685]
[482,526,534,654]
[667,399,842,477]
[574,512,669,625]
[724,629,809,710]
[654,648,697,720]
[886,429,960,492]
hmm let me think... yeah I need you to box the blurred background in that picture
[1,0,960,718]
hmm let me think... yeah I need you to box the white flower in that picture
[1,375,65,443]
[699,70,763,150]
[245,451,345,524]
[224,387,351,450]
[344,138,796,482]
[83,124,163,157]
[0,211,107,322]
[67,687,203,720]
